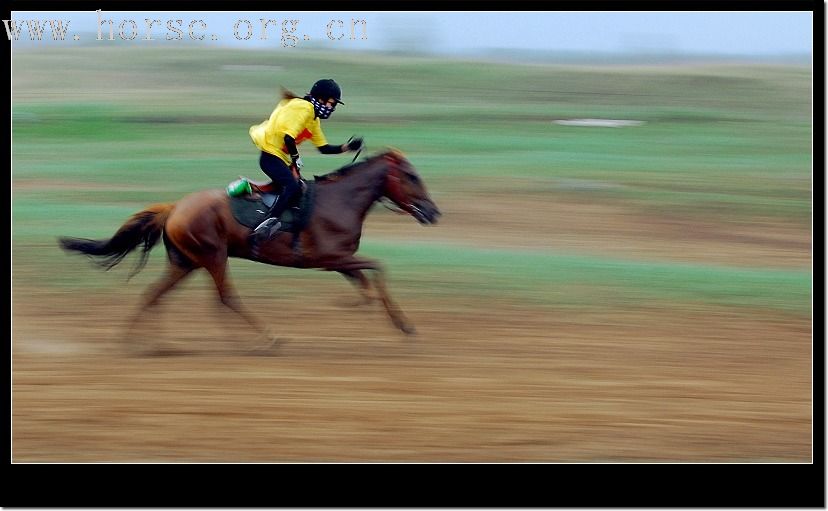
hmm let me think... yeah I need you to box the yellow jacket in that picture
[249,98,328,165]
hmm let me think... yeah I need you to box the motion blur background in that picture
[11,11,813,462]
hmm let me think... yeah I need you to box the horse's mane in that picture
[314,149,406,183]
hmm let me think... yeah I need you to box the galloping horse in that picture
[59,150,441,344]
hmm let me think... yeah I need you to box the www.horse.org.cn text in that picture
[3,10,368,47]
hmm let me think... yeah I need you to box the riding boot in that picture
[251,176,299,243]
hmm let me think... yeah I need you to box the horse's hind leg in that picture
[338,269,376,306]
[126,262,193,350]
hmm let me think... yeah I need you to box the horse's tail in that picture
[59,203,175,280]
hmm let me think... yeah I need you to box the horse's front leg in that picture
[337,269,377,306]
[203,252,279,351]
[329,257,416,335]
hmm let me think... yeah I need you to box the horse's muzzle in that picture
[411,201,441,225]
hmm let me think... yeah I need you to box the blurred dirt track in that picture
[12,199,811,462]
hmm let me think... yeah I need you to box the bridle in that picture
[379,154,415,216]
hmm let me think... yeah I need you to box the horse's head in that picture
[380,150,441,225]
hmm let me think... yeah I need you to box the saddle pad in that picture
[229,182,316,233]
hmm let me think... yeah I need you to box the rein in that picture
[323,149,412,216]
[348,136,363,164]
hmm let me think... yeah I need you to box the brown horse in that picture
[59,149,441,345]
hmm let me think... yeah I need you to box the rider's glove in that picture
[346,137,364,152]
[291,154,304,171]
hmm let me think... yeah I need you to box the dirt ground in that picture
[11,193,812,462]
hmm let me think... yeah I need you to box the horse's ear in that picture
[384,147,406,162]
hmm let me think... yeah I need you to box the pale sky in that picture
[9,11,814,56]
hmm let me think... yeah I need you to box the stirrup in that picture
[252,220,282,243]
[253,217,279,233]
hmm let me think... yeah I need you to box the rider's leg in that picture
[253,152,300,235]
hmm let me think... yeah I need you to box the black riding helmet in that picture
[310,79,344,105]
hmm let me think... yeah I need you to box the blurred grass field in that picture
[12,47,811,316]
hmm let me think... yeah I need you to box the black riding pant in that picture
[259,151,300,220]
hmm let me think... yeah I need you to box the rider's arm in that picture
[317,144,347,154]
[283,134,299,158]
[286,135,345,156]
[317,138,363,155]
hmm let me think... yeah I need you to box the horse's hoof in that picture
[344,297,374,308]
[142,346,177,357]
[265,335,284,349]
[248,330,284,354]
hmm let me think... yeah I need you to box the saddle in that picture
[226,177,316,234]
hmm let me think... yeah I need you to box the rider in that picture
[249,78,363,239]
